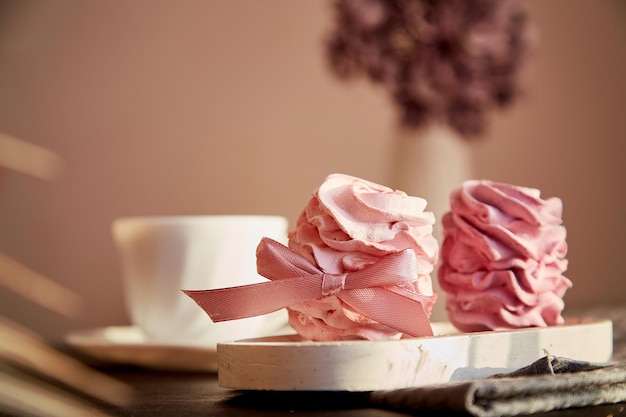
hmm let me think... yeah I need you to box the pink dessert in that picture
[438,180,572,332]
[287,173,439,341]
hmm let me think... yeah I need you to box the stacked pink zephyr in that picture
[287,173,439,341]
[438,180,573,332]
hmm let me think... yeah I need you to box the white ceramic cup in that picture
[112,215,290,346]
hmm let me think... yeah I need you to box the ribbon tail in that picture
[340,288,433,337]
[183,276,322,322]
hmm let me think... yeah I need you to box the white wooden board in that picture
[217,317,613,391]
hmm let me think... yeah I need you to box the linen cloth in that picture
[370,356,626,417]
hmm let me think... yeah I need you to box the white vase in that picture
[387,123,473,322]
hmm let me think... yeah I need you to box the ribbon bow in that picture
[183,238,433,337]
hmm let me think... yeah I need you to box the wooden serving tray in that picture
[217,317,613,391]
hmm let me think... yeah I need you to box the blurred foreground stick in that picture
[0,131,61,181]
[0,251,83,318]
[0,317,133,416]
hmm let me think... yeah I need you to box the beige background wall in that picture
[0,0,624,342]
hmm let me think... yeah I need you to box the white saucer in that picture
[64,326,218,372]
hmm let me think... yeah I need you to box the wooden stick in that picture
[0,317,132,407]
[0,251,82,318]
[0,132,62,181]
[0,370,118,417]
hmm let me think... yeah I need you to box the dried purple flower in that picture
[326,0,533,138]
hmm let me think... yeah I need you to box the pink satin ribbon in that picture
[183,238,433,337]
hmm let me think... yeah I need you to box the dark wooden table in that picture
[64,365,626,417]
[2,303,625,417]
